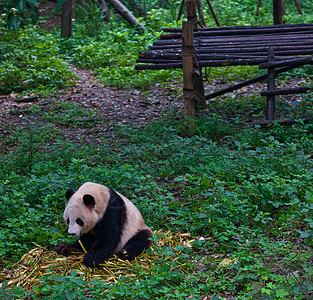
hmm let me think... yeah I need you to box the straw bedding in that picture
[0,230,189,291]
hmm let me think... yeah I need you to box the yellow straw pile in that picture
[0,230,189,291]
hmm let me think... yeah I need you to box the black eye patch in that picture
[76,218,84,226]
[67,218,70,224]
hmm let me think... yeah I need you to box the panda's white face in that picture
[63,182,111,237]
[63,203,98,237]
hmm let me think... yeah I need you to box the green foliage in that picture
[1,111,313,298]
[2,0,38,29]
[74,0,106,37]
[57,14,182,89]
[28,101,103,128]
[0,26,75,95]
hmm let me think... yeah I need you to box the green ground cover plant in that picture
[1,0,313,298]
[0,17,75,96]
[1,107,313,299]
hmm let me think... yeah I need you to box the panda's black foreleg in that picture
[55,233,96,256]
[83,242,117,268]
[118,229,153,261]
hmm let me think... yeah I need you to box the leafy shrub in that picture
[1,0,38,29]
[0,25,74,95]
[2,114,313,298]
[57,15,182,88]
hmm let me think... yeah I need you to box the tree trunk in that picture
[106,0,146,31]
[61,0,72,38]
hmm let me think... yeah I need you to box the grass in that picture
[1,99,313,298]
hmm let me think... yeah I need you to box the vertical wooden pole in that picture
[182,21,196,136]
[61,0,73,38]
[273,0,283,25]
[266,47,276,121]
[186,0,198,26]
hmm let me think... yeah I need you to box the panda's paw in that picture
[117,249,131,260]
[55,243,75,256]
[83,252,98,268]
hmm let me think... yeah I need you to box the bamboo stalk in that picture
[153,34,313,45]
[160,27,313,39]
[150,40,313,50]
[259,56,313,68]
[137,59,181,64]
[162,23,313,32]
[294,0,302,14]
[205,0,220,26]
[253,118,313,127]
[197,44,313,53]
[261,86,311,96]
[273,0,283,25]
[177,0,185,21]
[205,64,304,100]
[195,0,206,27]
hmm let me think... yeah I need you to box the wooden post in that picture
[186,0,206,110]
[186,0,198,26]
[182,21,196,135]
[61,0,72,38]
[273,0,283,25]
[266,47,276,121]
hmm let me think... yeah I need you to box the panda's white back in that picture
[115,192,149,253]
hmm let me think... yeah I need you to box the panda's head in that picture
[63,182,109,237]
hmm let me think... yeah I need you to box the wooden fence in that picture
[136,20,313,133]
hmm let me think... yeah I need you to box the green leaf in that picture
[55,0,67,11]
[261,288,271,295]
[198,213,208,219]
[299,230,311,238]
[70,269,77,276]
[66,290,77,300]
[7,15,20,30]
[16,0,26,13]
[27,0,38,6]
[276,288,289,298]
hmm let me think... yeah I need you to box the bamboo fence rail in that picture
[136,23,313,71]
[135,21,313,131]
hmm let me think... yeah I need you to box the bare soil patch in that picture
[0,66,183,144]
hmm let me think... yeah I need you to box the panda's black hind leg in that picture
[118,229,153,261]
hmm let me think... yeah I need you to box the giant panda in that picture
[55,182,153,268]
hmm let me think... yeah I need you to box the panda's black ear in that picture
[65,189,74,201]
[83,194,95,208]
